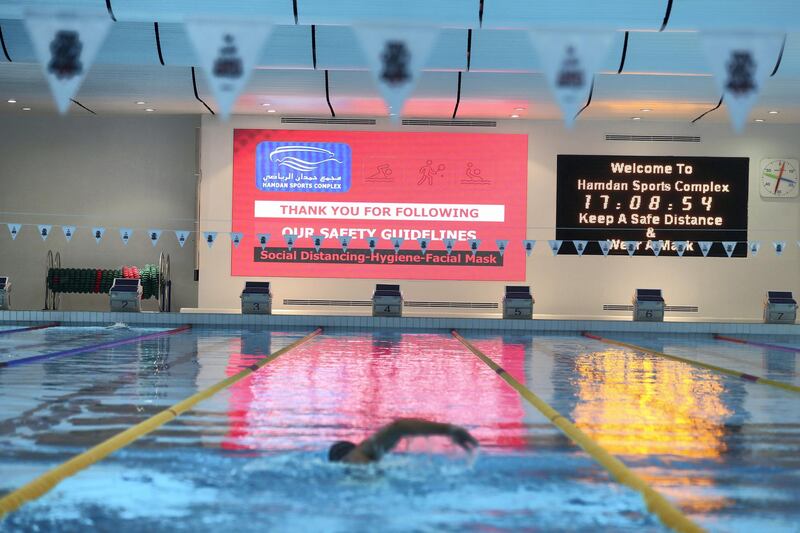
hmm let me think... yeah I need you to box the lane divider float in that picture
[451,330,704,533]
[0,325,192,368]
[582,332,800,395]
[0,327,322,517]
[713,333,800,354]
[0,323,60,336]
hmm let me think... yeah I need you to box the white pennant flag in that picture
[674,241,687,257]
[523,240,536,256]
[312,234,324,252]
[700,33,784,132]
[175,230,190,248]
[649,240,664,257]
[773,240,786,256]
[257,233,270,250]
[467,239,481,256]
[62,225,76,242]
[548,240,562,256]
[339,235,351,252]
[699,241,713,257]
[722,241,737,257]
[442,238,456,255]
[748,240,761,256]
[598,240,611,257]
[185,19,272,120]
[392,237,404,254]
[367,237,379,253]
[24,10,111,114]
[496,240,509,256]
[119,228,132,245]
[203,231,217,248]
[353,26,439,119]
[230,232,243,248]
[7,223,21,240]
[624,241,638,256]
[283,233,297,251]
[92,227,105,244]
[573,240,588,256]
[528,30,615,128]
[38,224,52,241]
[417,237,430,255]
[148,229,162,247]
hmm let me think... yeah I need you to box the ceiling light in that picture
[510,114,520,118]
[514,107,525,111]
[389,113,397,116]
[640,108,652,112]
[22,107,30,111]
[267,109,276,113]
[136,101,145,105]
[261,103,271,107]
[631,116,641,120]
[145,108,155,112]
[754,118,764,122]
[768,110,778,114]
[7,99,16,103]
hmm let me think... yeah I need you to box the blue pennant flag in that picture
[256,233,270,250]
[467,239,481,256]
[119,228,133,245]
[203,231,217,248]
[367,237,378,253]
[230,232,243,248]
[148,229,163,247]
[417,237,430,255]
[7,223,21,240]
[92,227,105,243]
[312,235,324,252]
[523,240,536,256]
[38,224,52,241]
[339,235,352,252]
[283,233,298,251]
[175,230,190,248]
[496,239,509,256]
[62,225,76,242]
[391,238,404,254]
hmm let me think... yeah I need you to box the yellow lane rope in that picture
[451,330,704,533]
[583,332,800,395]
[0,328,322,517]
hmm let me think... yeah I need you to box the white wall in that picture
[198,115,800,321]
[0,114,200,311]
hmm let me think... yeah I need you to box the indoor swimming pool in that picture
[0,325,798,532]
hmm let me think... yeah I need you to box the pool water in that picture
[1,326,799,531]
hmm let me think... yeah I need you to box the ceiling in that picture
[1,0,800,124]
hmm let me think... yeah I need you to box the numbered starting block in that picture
[0,277,10,310]
[109,278,142,312]
[373,284,402,317]
[763,291,797,324]
[503,285,534,319]
[241,281,272,314]
[633,288,664,322]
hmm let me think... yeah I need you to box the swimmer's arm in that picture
[355,419,478,461]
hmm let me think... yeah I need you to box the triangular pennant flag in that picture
[598,240,611,257]
[649,240,663,257]
[773,240,786,256]
[722,241,737,257]
[24,10,111,114]
[442,238,456,255]
[548,240,562,256]
[62,225,76,242]
[467,239,481,256]
[573,240,588,256]
[392,237,404,254]
[417,237,430,255]
[496,239,509,256]
[148,229,162,247]
[523,240,536,256]
[283,233,297,251]
[674,241,687,257]
[624,241,638,256]
[367,237,378,253]
[119,228,132,245]
[203,231,217,248]
[748,240,761,256]
[528,30,615,128]
[257,233,270,250]
[38,224,52,241]
[700,32,784,132]
[699,241,713,257]
[175,230,190,248]
[92,226,105,243]
[353,26,439,120]
[7,223,21,240]
[230,232,243,248]
[312,234,324,252]
[339,235,352,252]
[185,19,273,120]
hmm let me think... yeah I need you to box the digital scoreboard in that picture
[556,155,749,257]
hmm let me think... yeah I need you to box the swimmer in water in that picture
[328,418,478,464]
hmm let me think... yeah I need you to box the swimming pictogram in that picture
[417,160,445,186]
[366,163,394,183]
[460,162,491,185]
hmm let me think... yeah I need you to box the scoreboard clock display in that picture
[556,155,749,257]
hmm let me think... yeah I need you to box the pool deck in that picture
[0,310,798,335]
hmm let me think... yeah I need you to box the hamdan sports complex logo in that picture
[256,141,352,193]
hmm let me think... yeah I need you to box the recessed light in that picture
[389,113,397,116]
[261,103,271,107]
[510,114,520,118]
[7,99,16,103]
[514,107,525,111]
[145,108,155,112]
[631,116,641,120]
[768,110,779,114]
[22,107,30,111]
[267,109,276,113]
[640,108,652,112]
[136,101,145,105]
[754,118,764,122]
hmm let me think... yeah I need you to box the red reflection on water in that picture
[222,334,527,452]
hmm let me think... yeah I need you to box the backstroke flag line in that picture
[353,26,439,120]
[24,9,111,114]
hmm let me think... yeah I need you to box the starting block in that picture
[764,291,797,324]
[373,284,402,317]
[0,277,10,310]
[109,278,142,312]
[241,281,272,314]
[503,286,533,319]
[633,288,664,322]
